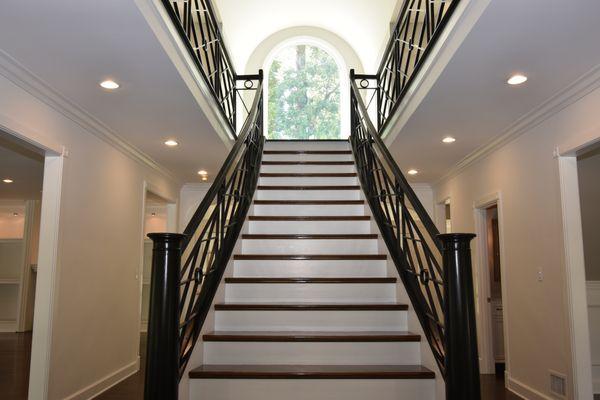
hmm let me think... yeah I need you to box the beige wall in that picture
[0,68,180,399]
[433,83,600,397]
[578,147,600,281]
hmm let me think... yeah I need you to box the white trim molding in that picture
[436,63,600,186]
[0,50,178,183]
[507,374,552,400]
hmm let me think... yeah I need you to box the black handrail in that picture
[350,71,480,399]
[144,72,264,400]
[370,0,460,134]
[162,0,241,137]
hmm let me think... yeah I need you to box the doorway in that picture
[0,131,44,397]
[485,205,505,375]
[474,194,508,379]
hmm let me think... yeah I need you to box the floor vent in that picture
[549,371,567,398]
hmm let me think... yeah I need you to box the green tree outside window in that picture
[267,45,341,139]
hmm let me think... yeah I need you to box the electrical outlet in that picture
[537,268,544,282]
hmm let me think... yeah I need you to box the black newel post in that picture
[144,233,185,400]
[438,233,481,400]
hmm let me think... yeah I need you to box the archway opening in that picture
[265,40,346,140]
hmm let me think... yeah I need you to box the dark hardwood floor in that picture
[0,332,537,399]
[0,332,32,400]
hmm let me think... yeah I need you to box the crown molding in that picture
[435,63,600,186]
[0,50,180,183]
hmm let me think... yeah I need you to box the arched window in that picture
[267,44,342,139]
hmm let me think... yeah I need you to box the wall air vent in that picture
[549,371,567,398]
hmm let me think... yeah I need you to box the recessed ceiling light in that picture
[442,136,456,144]
[100,80,120,90]
[507,74,527,85]
[407,169,418,175]
[2,178,13,183]
[201,176,208,181]
[164,139,179,147]
[197,170,208,176]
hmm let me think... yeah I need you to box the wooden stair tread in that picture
[248,216,369,221]
[224,277,396,284]
[260,173,357,177]
[242,234,377,239]
[262,161,354,165]
[234,254,386,260]
[264,150,352,155]
[257,185,359,190]
[253,200,364,205]
[189,364,435,379]
[214,303,407,311]
[203,331,420,342]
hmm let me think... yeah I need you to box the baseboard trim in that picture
[63,357,140,400]
[507,374,552,400]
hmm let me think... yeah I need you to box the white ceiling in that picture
[214,0,399,72]
[391,0,600,183]
[0,0,229,183]
[0,133,44,200]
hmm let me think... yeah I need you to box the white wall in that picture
[433,80,600,399]
[0,65,180,399]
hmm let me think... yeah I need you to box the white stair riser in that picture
[241,239,378,254]
[215,310,407,331]
[256,190,360,201]
[264,142,350,151]
[203,342,420,365]
[252,204,365,216]
[248,220,371,234]
[259,176,357,185]
[190,379,435,400]
[225,283,396,303]
[233,259,388,278]
[263,154,353,162]
[260,164,355,173]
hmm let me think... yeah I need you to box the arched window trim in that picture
[263,36,350,139]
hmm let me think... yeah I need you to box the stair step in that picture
[215,303,406,311]
[248,219,370,234]
[242,234,376,239]
[264,151,352,155]
[233,254,386,260]
[248,216,369,221]
[262,161,354,165]
[254,200,364,205]
[224,278,395,284]
[189,364,434,379]
[233,259,388,278]
[260,173,356,177]
[203,331,419,342]
[257,185,359,190]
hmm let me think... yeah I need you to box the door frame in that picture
[473,192,510,375]
[557,151,595,399]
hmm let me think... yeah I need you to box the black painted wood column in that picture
[439,233,481,400]
[144,233,185,400]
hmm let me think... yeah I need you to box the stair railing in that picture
[144,72,264,400]
[371,0,460,134]
[350,70,480,399]
[162,0,241,137]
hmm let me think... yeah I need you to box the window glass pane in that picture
[268,45,341,139]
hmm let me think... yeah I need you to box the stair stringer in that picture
[359,189,446,400]
[178,218,252,400]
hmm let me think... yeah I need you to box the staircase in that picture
[187,140,437,400]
